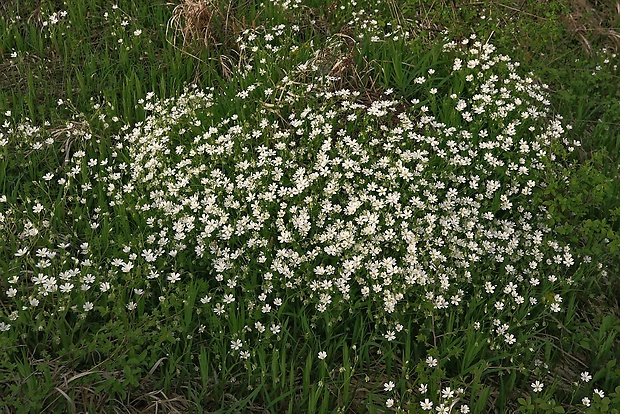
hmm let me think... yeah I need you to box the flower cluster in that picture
[5,33,579,329]
[0,113,54,155]
[88,39,579,356]
[0,17,597,410]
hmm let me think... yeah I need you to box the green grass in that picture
[1,0,619,413]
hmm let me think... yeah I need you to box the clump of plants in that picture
[1,2,618,412]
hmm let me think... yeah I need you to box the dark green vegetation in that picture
[1,0,619,413]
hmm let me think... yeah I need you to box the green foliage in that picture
[0,0,619,413]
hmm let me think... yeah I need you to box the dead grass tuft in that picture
[166,0,253,79]
[0,351,193,413]
[167,0,246,54]
[271,32,386,114]
[563,0,620,53]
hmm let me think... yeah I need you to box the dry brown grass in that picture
[563,0,620,53]
[166,0,254,79]
[7,358,193,413]
[166,0,246,52]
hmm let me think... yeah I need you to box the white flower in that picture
[167,272,181,283]
[82,273,95,284]
[580,371,592,382]
[504,334,516,345]
[582,397,591,407]
[384,381,395,392]
[441,387,454,399]
[420,398,433,410]
[142,249,157,262]
[318,351,327,360]
[426,356,438,368]
[594,389,605,399]
[83,302,94,311]
[385,398,394,408]
[531,381,544,392]
[15,247,28,257]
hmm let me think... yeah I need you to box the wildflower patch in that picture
[1,9,616,410]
